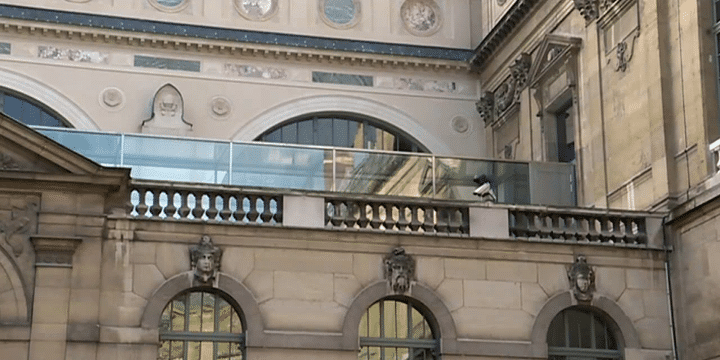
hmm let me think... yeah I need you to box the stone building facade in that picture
[0,0,718,359]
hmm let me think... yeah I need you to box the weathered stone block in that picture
[595,267,626,301]
[255,249,352,274]
[444,258,485,280]
[132,264,165,299]
[634,317,672,350]
[436,279,463,311]
[353,253,383,287]
[415,256,444,289]
[333,273,361,308]
[538,263,568,296]
[0,289,19,322]
[626,269,666,290]
[155,243,189,279]
[33,287,70,324]
[463,280,521,309]
[486,260,537,283]
[0,341,29,360]
[617,289,646,322]
[65,342,98,360]
[452,307,533,340]
[642,290,669,319]
[68,289,101,324]
[221,247,254,281]
[521,282,548,316]
[245,270,274,303]
[30,323,67,341]
[260,299,346,331]
[28,340,66,360]
[130,242,156,264]
[274,271,334,301]
[36,267,71,288]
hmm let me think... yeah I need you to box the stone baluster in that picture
[149,188,162,217]
[272,196,283,223]
[344,201,357,228]
[135,188,149,217]
[329,200,343,227]
[233,195,247,222]
[383,204,396,230]
[191,192,205,220]
[409,205,422,231]
[357,203,369,228]
[206,192,219,221]
[369,203,382,229]
[260,196,274,223]
[164,190,177,218]
[218,193,232,221]
[246,195,259,222]
[422,206,435,233]
[435,208,449,233]
[177,190,190,219]
[396,205,410,231]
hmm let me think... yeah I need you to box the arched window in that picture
[158,290,245,360]
[256,114,428,153]
[547,307,622,360]
[358,297,439,360]
[0,89,70,128]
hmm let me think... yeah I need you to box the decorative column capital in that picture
[30,235,82,268]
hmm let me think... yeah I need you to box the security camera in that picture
[473,175,496,202]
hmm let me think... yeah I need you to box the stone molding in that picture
[30,235,82,267]
[0,5,470,71]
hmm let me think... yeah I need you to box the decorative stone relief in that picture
[148,0,189,13]
[0,197,38,257]
[384,247,415,294]
[100,87,125,110]
[401,0,442,36]
[141,84,192,135]
[234,0,278,21]
[615,34,636,72]
[476,91,494,125]
[31,236,81,267]
[568,255,595,302]
[189,235,223,286]
[451,116,470,134]
[38,46,108,64]
[509,53,532,93]
[0,153,20,171]
[320,0,361,29]
[224,64,288,80]
[210,96,232,119]
[496,0,507,5]
[573,0,599,22]
[394,78,461,94]
[494,77,516,114]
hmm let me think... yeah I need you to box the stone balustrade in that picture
[125,180,663,247]
[323,196,470,235]
[129,181,283,225]
[508,208,652,246]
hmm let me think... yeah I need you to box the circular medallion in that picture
[320,0,361,29]
[234,0,278,21]
[148,0,189,13]
[451,116,470,134]
[401,0,442,36]
[99,87,125,111]
[210,97,232,119]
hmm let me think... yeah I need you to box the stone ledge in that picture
[0,325,31,340]
[67,323,100,342]
[99,326,158,344]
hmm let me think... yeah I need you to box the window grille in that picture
[547,307,622,360]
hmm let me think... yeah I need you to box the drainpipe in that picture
[662,216,679,360]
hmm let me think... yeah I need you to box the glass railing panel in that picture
[334,150,433,197]
[37,128,122,166]
[434,157,531,203]
[123,135,231,184]
[231,143,331,191]
[528,162,576,206]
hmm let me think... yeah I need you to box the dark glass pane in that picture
[594,315,607,349]
[3,94,23,121]
[547,312,565,346]
[578,311,592,348]
[716,0,720,23]
[171,298,185,331]
[316,118,333,146]
[298,120,314,145]
[22,101,42,126]
[40,111,63,127]
[188,292,202,332]
[333,118,349,147]
[383,130,396,151]
[567,310,581,348]
[218,298,232,333]
[265,128,281,143]
[201,292,215,332]
[282,123,298,144]
[364,123,379,150]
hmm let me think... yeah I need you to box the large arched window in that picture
[256,114,428,153]
[0,89,71,128]
[358,297,439,360]
[547,307,623,360]
[158,290,245,360]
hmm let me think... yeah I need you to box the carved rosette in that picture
[567,255,595,302]
[384,247,415,294]
[189,235,223,286]
[476,91,495,125]
[573,0,599,22]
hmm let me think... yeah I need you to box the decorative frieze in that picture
[394,78,462,94]
[0,153,20,171]
[224,64,287,80]
[0,42,10,55]
[0,195,38,257]
[312,71,374,87]
[189,235,222,286]
[477,52,530,126]
[384,247,415,294]
[31,235,81,267]
[38,45,108,64]
[568,255,595,302]
[573,0,599,22]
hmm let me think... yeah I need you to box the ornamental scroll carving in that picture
[476,53,531,126]
[0,196,38,257]
[384,247,415,294]
[574,0,623,23]
[189,235,223,286]
[567,255,595,302]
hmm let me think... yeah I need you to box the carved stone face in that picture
[159,94,178,116]
[568,255,595,301]
[190,235,222,285]
[385,247,415,294]
[576,273,590,293]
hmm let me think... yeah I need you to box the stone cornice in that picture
[0,4,472,72]
[470,0,540,71]
[30,235,82,267]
